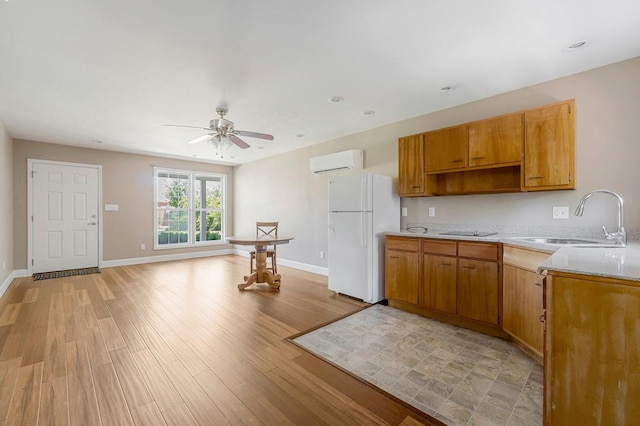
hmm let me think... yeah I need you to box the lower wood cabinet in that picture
[544,272,640,424]
[385,237,419,304]
[385,236,505,337]
[502,245,548,362]
[422,254,457,314]
[457,258,499,324]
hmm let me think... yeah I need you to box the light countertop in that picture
[385,230,640,282]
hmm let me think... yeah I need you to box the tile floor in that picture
[294,305,542,425]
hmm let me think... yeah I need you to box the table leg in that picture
[238,246,281,290]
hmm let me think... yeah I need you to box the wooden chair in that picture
[250,221,278,274]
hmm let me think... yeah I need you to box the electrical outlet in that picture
[553,206,570,219]
[401,207,408,217]
[140,244,146,250]
[428,207,436,217]
[320,251,325,259]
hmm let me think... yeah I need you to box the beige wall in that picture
[0,120,13,284]
[234,56,640,269]
[13,141,234,269]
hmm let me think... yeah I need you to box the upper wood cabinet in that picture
[397,99,575,197]
[523,100,575,190]
[468,113,523,167]
[398,134,426,196]
[424,125,468,172]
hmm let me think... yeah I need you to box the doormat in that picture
[33,267,101,281]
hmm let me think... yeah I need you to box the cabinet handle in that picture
[411,185,421,188]
[539,313,545,323]
[439,262,452,266]
[462,265,476,270]
[534,282,542,287]
[452,159,463,163]
[389,256,398,259]
[528,176,545,179]
[471,156,484,160]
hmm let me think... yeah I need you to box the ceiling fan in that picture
[165,108,274,156]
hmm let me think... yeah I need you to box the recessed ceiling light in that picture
[296,134,305,138]
[568,41,586,50]
[328,96,344,104]
[440,86,454,92]
[362,110,376,116]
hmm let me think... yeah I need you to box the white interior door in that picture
[32,161,99,273]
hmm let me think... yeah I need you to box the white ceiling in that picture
[1,1,640,166]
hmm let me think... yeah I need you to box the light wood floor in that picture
[0,255,442,425]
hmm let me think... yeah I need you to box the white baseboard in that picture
[0,269,29,299]
[101,249,236,268]
[233,249,328,276]
[0,251,326,301]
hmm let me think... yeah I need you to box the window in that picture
[154,167,226,249]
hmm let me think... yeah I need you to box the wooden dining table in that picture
[227,235,294,290]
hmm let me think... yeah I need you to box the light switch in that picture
[428,207,436,217]
[401,207,408,217]
[105,204,119,211]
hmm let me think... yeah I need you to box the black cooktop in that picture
[438,231,498,237]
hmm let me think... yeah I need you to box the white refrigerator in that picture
[328,173,400,303]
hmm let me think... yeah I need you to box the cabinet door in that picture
[398,134,425,196]
[422,254,457,314]
[424,125,468,172]
[524,101,575,189]
[457,259,499,324]
[503,264,543,356]
[469,113,523,167]
[385,249,419,304]
[545,275,640,424]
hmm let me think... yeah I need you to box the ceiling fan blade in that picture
[235,130,274,140]
[164,124,212,131]
[228,134,251,149]
[187,133,214,144]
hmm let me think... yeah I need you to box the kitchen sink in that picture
[514,237,622,247]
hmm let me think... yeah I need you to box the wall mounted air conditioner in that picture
[309,149,364,174]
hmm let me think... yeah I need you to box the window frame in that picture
[153,167,227,250]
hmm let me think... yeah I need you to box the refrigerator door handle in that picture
[360,175,366,212]
[361,212,367,247]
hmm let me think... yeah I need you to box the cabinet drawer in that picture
[458,242,498,260]
[422,239,457,256]
[386,236,419,251]
[503,245,551,271]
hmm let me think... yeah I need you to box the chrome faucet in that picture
[574,189,627,246]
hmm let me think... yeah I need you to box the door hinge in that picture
[31,215,34,222]
[31,259,34,266]
[31,170,37,178]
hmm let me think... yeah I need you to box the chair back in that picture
[256,222,278,247]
